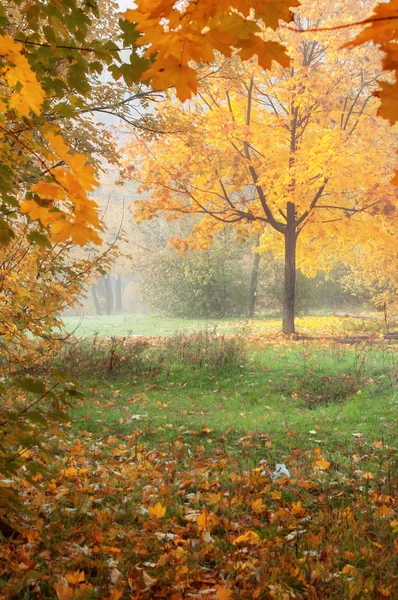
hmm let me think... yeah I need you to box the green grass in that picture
[61,313,245,337]
[4,332,397,598]
[70,340,398,464]
[61,312,390,338]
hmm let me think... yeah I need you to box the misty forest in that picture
[0,1,398,598]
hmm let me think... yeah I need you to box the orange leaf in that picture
[376,80,398,125]
[54,578,73,600]
[216,587,233,600]
[196,509,219,531]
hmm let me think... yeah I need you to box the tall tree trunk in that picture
[92,285,102,316]
[115,275,122,312]
[104,275,113,315]
[283,202,297,334]
[247,236,261,319]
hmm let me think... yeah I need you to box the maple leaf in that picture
[291,501,306,517]
[382,42,398,71]
[251,498,266,513]
[314,458,331,470]
[147,501,167,519]
[51,219,101,246]
[217,13,261,39]
[238,37,290,70]
[233,530,260,545]
[20,200,59,227]
[344,0,398,48]
[253,0,301,30]
[65,570,85,584]
[60,467,78,478]
[197,509,219,531]
[65,154,98,192]
[375,80,398,125]
[32,182,66,201]
[1,34,45,116]
[141,58,198,102]
[216,587,233,600]
[54,577,73,600]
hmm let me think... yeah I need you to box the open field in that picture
[2,321,397,599]
[61,313,390,339]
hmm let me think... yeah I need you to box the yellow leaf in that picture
[20,199,59,226]
[147,501,166,519]
[51,219,101,246]
[291,501,306,517]
[251,498,265,513]
[232,530,260,545]
[61,467,78,478]
[372,440,383,449]
[270,490,282,500]
[314,458,330,470]
[342,564,358,577]
[390,520,398,528]
[65,570,85,584]
[217,13,260,39]
[1,34,45,116]
[344,0,398,48]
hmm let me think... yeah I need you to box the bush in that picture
[55,335,163,379]
[138,231,250,318]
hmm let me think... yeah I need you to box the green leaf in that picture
[25,461,46,476]
[0,218,15,245]
[27,231,52,248]
[14,377,46,395]
[25,411,48,426]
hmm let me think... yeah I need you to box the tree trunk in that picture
[104,275,113,315]
[247,236,261,319]
[115,275,122,312]
[91,285,102,316]
[283,202,297,334]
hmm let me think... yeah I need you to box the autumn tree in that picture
[0,0,155,514]
[124,0,397,333]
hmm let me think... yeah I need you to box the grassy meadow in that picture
[62,312,388,338]
[2,315,397,599]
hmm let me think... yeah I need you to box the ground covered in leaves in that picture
[1,327,397,600]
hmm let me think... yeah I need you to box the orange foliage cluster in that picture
[125,0,299,101]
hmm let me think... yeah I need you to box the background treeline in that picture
[76,204,379,319]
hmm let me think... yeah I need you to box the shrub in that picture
[55,330,246,380]
[163,329,246,373]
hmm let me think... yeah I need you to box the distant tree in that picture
[126,0,397,333]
